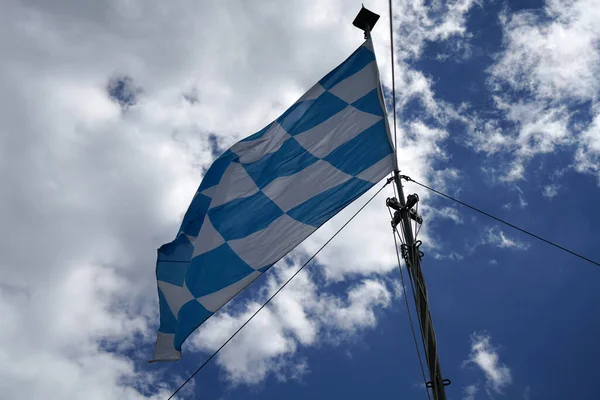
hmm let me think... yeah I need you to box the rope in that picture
[402,176,600,268]
[388,207,432,400]
[388,0,398,152]
[166,180,392,400]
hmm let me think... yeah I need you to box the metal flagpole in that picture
[352,6,450,400]
[389,172,449,400]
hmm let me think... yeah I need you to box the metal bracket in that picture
[426,379,452,388]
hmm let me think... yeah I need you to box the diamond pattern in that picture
[153,38,396,362]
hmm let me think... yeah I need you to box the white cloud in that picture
[543,183,560,199]
[467,226,529,254]
[491,0,600,102]
[431,206,464,224]
[386,0,480,61]
[433,251,464,261]
[463,384,479,400]
[465,333,513,394]
[466,99,573,183]
[469,0,600,182]
[0,264,171,400]
[190,261,393,384]
[513,186,528,208]
[485,226,529,250]
[576,106,600,179]
[500,186,528,209]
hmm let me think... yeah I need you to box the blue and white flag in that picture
[153,38,395,361]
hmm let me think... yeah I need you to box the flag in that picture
[153,37,395,361]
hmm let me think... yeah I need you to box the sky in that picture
[1,0,600,399]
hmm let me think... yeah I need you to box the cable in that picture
[389,207,431,389]
[402,176,600,268]
[388,207,431,400]
[386,0,401,207]
[166,180,392,400]
[388,0,398,152]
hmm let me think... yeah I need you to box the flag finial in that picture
[352,6,380,33]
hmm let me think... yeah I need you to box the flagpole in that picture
[390,172,449,400]
[353,6,449,400]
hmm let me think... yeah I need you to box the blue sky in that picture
[2,1,600,399]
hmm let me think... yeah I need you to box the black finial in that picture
[352,6,380,34]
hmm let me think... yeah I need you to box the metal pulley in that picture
[386,194,423,229]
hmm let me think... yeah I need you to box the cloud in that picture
[433,251,464,261]
[491,0,600,102]
[465,333,513,394]
[467,226,529,254]
[485,226,529,250]
[463,384,479,400]
[189,261,393,385]
[576,107,600,179]
[543,184,560,199]
[387,0,480,61]
[468,0,600,183]
[501,185,528,209]
[431,206,464,224]
[0,263,172,400]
